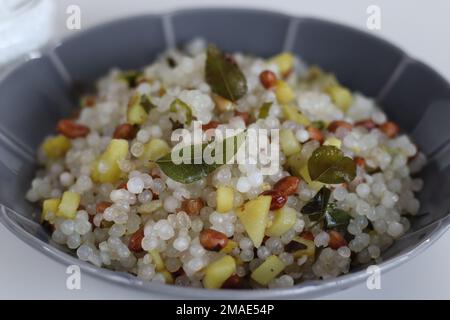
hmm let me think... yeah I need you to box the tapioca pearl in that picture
[337,246,351,258]
[77,244,93,261]
[355,200,371,216]
[239,237,253,250]
[60,172,75,187]
[333,186,348,201]
[136,129,151,143]
[278,252,294,265]
[381,192,398,208]
[356,183,370,198]
[130,142,144,157]
[173,236,191,251]
[387,221,404,238]
[163,196,180,213]
[127,177,145,194]
[256,246,271,259]
[314,231,330,247]
[371,111,387,125]
[60,220,75,236]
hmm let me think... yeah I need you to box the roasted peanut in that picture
[128,227,145,253]
[113,123,137,140]
[328,120,353,133]
[379,121,400,138]
[234,111,251,126]
[57,119,90,139]
[328,230,348,250]
[202,121,220,131]
[180,198,204,216]
[259,70,278,89]
[354,157,365,168]
[307,127,324,143]
[221,274,245,289]
[261,190,287,210]
[200,229,229,251]
[273,176,300,197]
[355,119,376,130]
[300,231,315,241]
[96,201,112,213]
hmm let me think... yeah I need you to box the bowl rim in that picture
[1,6,450,299]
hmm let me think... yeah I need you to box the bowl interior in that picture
[1,9,450,297]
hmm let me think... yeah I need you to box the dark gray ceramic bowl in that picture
[1,8,450,299]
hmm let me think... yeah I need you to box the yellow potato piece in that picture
[280,129,302,156]
[325,85,353,112]
[41,135,71,159]
[266,206,297,237]
[91,139,129,183]
[140,138,171,162]
[275,81,295,104]
[251,255,285,286]
[220,240,238,254]
[203,255,236,289]
[127,94,148,125]
[281,104,311,126]
[323,137,342,149]
[236,195,272,248]
[291,236,316,259]
[160,270,174,284]
[216,186,234,213]
[56,191,80,220]
[41,198,61,223]
[149,249,165,272]
[299,163,325,192]
[269,52,294,75]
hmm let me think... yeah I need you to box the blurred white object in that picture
[0,0,55,67]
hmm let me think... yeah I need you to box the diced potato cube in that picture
[266,206,297,237]
[220,240,238,254]
[280,129,302,156]
[149,249,165,272]
[287,153,324,191]
[41,198,61,223]
[41,135,71,159]
[251,255,285,286]
[127,94,148,125]
[216,186,234,213]
[56,191,80,219]
[203,255,236,289]
[160,270,174,284]
[236,195,272,248]
[91,139,129,183]
[212,94,235,113]
[325,85,353,112]
[299,163,324,192]
[276,81,295,104]
[281,104,311,126]
[140,138,171,162]
[291,236,316,259]
[323,137,342,149]
[269,52,294,76]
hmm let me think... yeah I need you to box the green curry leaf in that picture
[308,145,356,184]
[205,44,248,102]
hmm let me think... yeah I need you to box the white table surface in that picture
[1,0,450,299]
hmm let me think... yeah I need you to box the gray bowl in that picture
[1,8,450,299]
